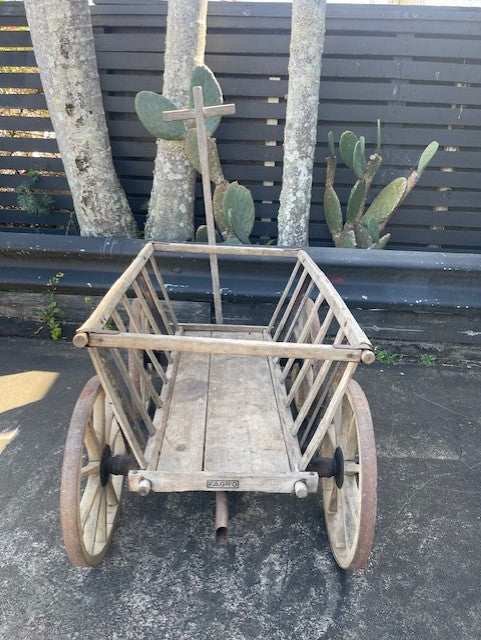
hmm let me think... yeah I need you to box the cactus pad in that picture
[196,225,222,244]
[353,137,366,179]
[417,141,439,173]
[190,65,223,135]
[367,217,380,243]
[376,119,382,156]
[324,186,343,235]
[339,131,358,170]
[222,182,255,244]
[327,131,336,159]
[212,183,231,236]
[184,130,224,184]
[363,177,407,225]
[134,91,185,140]
[336,229,357,248]
[346,180,366,223]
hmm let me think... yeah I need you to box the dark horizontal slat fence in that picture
[1,1,480,251]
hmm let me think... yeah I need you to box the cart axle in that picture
[308,447,344,488]
[99,446,138,487]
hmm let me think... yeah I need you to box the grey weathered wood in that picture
[84,331,364,362]
[203,331,290,475]
[157,331,210,474]
[128,470,319,494]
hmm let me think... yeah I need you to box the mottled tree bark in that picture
[144,0,208,241]
[24,0,136,237]
[277,0,326,247]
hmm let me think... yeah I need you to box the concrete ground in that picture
[0,336,479,640]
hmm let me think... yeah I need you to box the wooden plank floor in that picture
[157,329,291,475]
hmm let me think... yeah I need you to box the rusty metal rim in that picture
[321,380,377,570]
[59,375,124,567]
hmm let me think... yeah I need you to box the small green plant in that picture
[105,320,116,331]
[420,354,437,366]
[37,272,64,340]
[375,349,399,364]
[15,169,54,216]
[324,122,439,249]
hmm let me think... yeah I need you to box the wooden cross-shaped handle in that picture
[162,86,235,324]
[163,102,235,122]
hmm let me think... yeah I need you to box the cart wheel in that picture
[320,380,377,570]
[60,376,125,567]
[289,298,321,411]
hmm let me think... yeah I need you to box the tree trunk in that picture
[24,0,136,238]
[277,0,326,247]
[144,0,207,242]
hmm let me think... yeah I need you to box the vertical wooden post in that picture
[192,86,223,323]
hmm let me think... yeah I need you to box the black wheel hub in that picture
[99,445,138,486]
[307,446,344,488]
[333,446,344,489]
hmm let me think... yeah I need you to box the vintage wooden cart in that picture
[60,241,377,570]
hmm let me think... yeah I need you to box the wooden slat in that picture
[128,470,318,494]
[77,242,153,332]
[203,331,290,474]
[85,330,364,362]
[157,331,210,474]
[88,347,146,467]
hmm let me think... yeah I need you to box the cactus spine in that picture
[324,121,439,249]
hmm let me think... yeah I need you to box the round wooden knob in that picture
[137,478,152,496]
[294,480,308,498]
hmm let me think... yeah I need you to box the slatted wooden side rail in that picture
[267,250,372,470]
[74,242,179,467]
[1,2,481,250]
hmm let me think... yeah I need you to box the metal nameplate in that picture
[207,480,240,489]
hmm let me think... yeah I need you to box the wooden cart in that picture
[60,241,377,570]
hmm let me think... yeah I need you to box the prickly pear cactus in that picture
[339,131,358,170]
[134,92,185,140]
[212,183,231,236]
[221,181,255,244]
[184,130,224,185]
[189,65,223,135]
[417,141,439,173]
[324,122,439,250]
[195,225,221,243]
[324,186,343,237]
[362,177,407,226]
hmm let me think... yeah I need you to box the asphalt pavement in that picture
[0,336,479,640]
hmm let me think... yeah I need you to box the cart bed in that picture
[158,329,291,476]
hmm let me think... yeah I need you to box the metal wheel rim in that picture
[60,376,125,567]
[320,380,377,569]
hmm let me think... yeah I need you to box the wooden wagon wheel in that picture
[60,376,126,567]
[320,380,377,570]
[287,298,321,412]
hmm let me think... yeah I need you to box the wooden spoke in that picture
[60,376,126,567]
[326,423,337,450]
[92,390,106,447]
[319,380,377,570]
[81,461,100,477]
[344,460,360,475]
[84,419,102,459]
